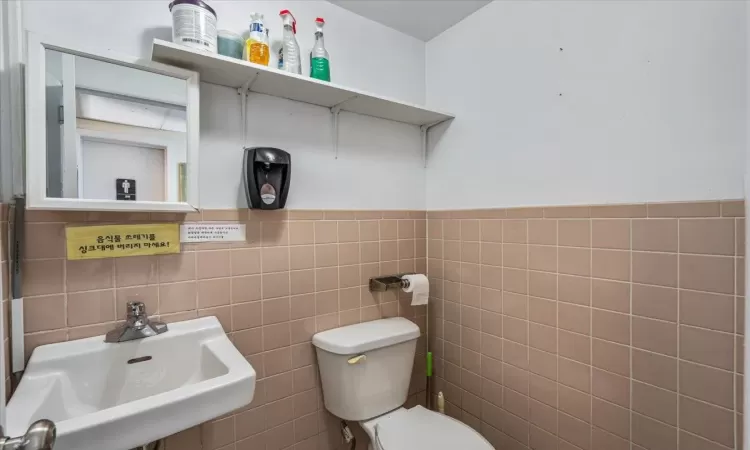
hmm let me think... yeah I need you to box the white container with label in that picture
[169,0,218,53]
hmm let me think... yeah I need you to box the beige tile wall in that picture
[17,209,428,450]
[13,200,748,450]
[427,200,746,450]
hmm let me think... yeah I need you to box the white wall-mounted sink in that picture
[7,317,255,450]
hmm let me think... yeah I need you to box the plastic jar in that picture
[217,30,244,59]
[169,0,217,53]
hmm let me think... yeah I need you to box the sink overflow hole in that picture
[127,356,153,364]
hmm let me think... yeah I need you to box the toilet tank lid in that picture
[312,318,420,355]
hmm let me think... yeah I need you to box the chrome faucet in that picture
[105,301,168,343]
[0,420,56,450]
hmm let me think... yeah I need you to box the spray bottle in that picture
[310,17,330,81]
[279,9,301,74]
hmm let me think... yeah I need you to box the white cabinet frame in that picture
[25,32,200,212]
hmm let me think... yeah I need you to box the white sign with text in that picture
[180,223,247,243]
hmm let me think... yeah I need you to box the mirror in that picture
[44,50,188,203]
[26,33,200,212]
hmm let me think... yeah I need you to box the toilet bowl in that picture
[312,318,495,450]
[360,405,493,450]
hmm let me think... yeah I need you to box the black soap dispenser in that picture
[243,147,291,209]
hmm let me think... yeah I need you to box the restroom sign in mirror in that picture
[116,178,136,201]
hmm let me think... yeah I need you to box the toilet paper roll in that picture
[402,274,429,306]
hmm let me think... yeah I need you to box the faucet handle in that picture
[0,419,56,450]
[127,301,146,318]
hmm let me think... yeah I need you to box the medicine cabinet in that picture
[25,32,201,212]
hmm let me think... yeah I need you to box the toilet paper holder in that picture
[369,274,415,292]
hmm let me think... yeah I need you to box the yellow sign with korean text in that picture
[66,223,180,260]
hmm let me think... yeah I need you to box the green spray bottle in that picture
[310,17,330,81]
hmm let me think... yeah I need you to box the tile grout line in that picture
[556,218,560,443]
[107,258,115,342]
[259,223,266,367]
[734,217,739,450]
[226,232,237,450]
[335,221,341,325]
[287,222,293,376]
[63,256,71,341]
[441,221,446,410]
[526,218,531,447]
[628,218,635,450]
[474,219,483,424]
[677,217,681,449]
[362,220,368,322]
[629,217,634,450]
[500,219,506,435]
[589,218,594,449]
[457,219,464,422]
[227,243,234,332]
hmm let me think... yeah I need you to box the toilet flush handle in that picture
[347,354,366,365]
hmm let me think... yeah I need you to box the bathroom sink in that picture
[6,316,255,450]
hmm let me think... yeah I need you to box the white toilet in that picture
[312,317,494,450]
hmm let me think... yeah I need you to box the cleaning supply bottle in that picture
[279,9,301,74]
[309,17,330,81]
[264,28,271,64]
[246,12,269,65]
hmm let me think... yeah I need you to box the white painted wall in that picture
[80,139,166,202]
[76,94,187,133]
[200,84,424,209]
[329,0,491,41]
[24,0,427,209]
[77,119,187,203]
[74,55,187,106]
[24,1,426,104]
[425,0,747,209]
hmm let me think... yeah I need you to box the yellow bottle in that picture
[246,13,269,66]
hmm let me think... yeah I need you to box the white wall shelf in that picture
[151,39,454,127]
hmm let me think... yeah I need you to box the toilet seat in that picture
[368,406,494,450]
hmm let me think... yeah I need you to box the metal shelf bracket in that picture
[421,119,450,168]
[329,95,359,160]
[238,73,259,146]
[420,125,429,168]
[331,105,342,159]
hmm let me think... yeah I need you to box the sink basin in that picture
[7,317,255,450]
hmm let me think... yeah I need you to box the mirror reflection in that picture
[44,49,189,203]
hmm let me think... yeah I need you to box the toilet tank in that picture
[312,318,421,421]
